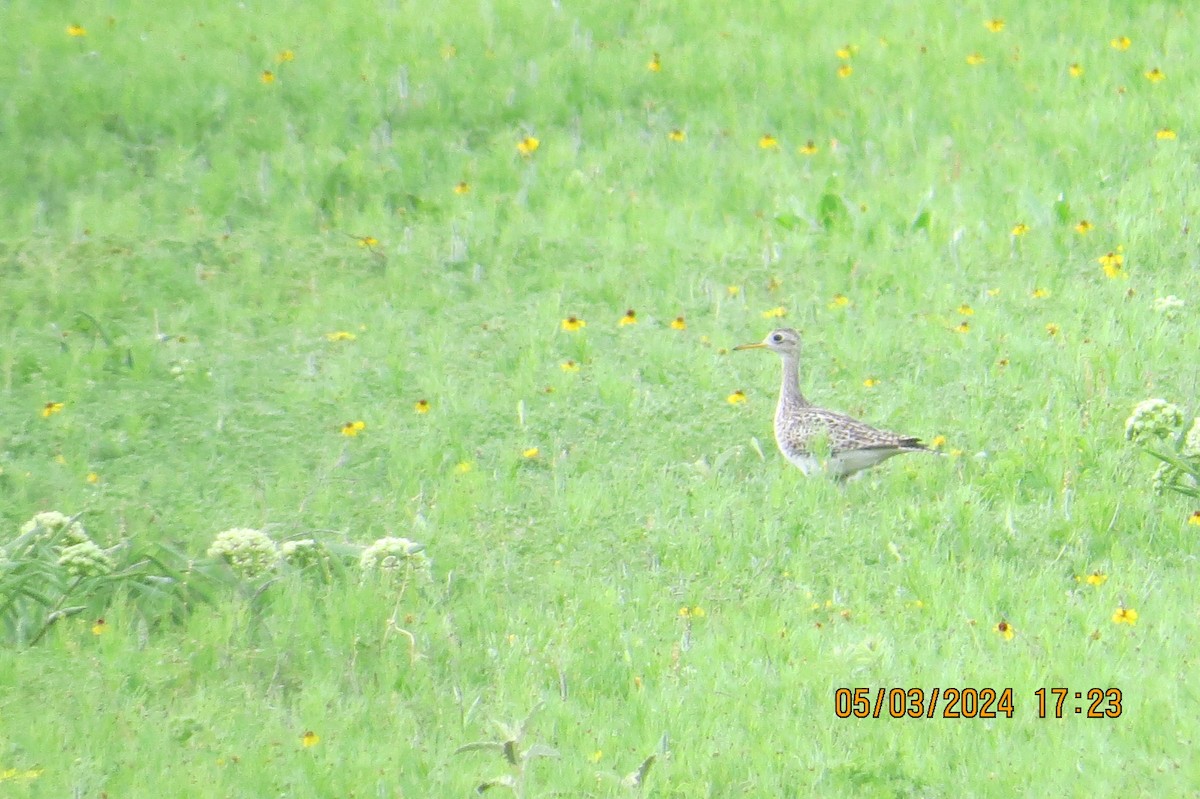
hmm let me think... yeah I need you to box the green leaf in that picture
[818,192,849,230]
[1053,195,1071,224]
[623,754,656,788]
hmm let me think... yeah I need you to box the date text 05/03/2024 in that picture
[833,688,1123,719]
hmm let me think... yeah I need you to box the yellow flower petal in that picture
[1112,607,1137,625]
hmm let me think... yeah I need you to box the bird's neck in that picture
[779,354,810,411]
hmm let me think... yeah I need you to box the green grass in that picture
[4,0,1200,795]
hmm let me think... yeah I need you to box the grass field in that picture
[3,0,1200,795]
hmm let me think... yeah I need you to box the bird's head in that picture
[733,328,802,357]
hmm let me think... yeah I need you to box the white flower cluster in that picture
[58,540,115,577]
[18,511,89,548]
[207,527,279,579]
[14,511,113,577]
[1152,462,1199,496]
[1183,418,1200,458]
[1153,295,1185,318]
[1125,399,1184,443]
[360,536,430,580]
[280,538,328,570]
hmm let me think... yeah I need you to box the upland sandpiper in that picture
[734,328,934,479]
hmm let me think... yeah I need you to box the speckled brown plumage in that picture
[734,328,933,478]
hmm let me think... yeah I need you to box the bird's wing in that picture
[801,408,926,452]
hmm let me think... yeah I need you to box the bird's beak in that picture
[733,342,766,351]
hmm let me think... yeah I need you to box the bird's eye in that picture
[771,333,784,343]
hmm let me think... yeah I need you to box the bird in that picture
[733,328,935,479]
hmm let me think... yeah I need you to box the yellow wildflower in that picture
[260,70,275,84]
[560,360,580,372]
[726,390,747,405]
[837,64,853,78]
[326,331,356,342]
[835,45,854,60]
[1031,288,1049,299]
[277,50,295,63]
[67,24,87,36]
[985,18,1005,32]
[955,321,970,334]
[761,306,787,318]
[1085,571,1108,586]
[1045,323,1060,336]
[1110,36,1131,51]
[1188,511,1200,526]
[561,316,586,332]
[994,620,1015,640]
[42,401,64,418]
[1098,251,1124,278]
[670,316,687,330]
[966,53,985,66]
[1011,223,1029,236]
[668,129,686,142]
[86,472,100,484]
[455,461,473,474]
[340,420,366,437]
[799,140,818,155]
[1069,63,1083,77]
[357,236,378,248]
[302,731,320,747]
[1075,220,1093,234]
[1157,128,1177,140]
[517,136,539,156]
[958,303,974,316]
[522,447,539,459]
[454,181,471,195]
[1144,68,1165,83]
[1112,607,1138,625]
[829,294,851,309]
[759,134,779,149]
[92,618,107,636]
[414,399,430,414]
[863,378,879,388]
[930,435,947,450]
[647,53,661,72]
[619,309,638,326]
